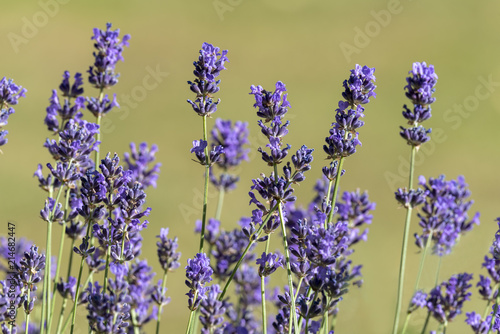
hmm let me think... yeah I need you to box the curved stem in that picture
[61,271,93,334]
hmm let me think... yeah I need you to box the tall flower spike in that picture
[400,62,437,146]
[88,22,130,89]
[187,43,229,117]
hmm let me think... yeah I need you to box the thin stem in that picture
[25,285,31,334]
[421,257,444,334]
[392,206,413,334]
[49,187,71,333]
[278,204,299,334]
[70,224,92,334]
[392,146,417,334]
[131,309,140,334]
[62,272,93,334]
[102,244,111,292]
[199,115,210,253]
[155,270,169,334]
[323,179,334,229]
[401,231,433,334]
[185,295,198,334]
[215,187,225,221]
[260,236,271,334]
[327,157,345,225]
[218,203,279,301]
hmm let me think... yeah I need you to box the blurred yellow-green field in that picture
[1,0,500,333]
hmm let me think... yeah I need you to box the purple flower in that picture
[405,62,438,107]
[395,188,428,209]
[123,142,161,189]
[211,119,249,169]
[191,140,224,166]
[14,246,45,314]
[250,81,290,122]
[185,253,213,310]
[426,272,473,324]
[415,175,480,256]
[156,228,181,272]
[400,62,437,145]
[340,65,376,107]
[466,311,491,334]
[86,93,119,118]
[88,23,130,89]
[56,276,77,300]
[187,43,229,117]
[409,290,427,313]
[0,77,26,147]
[256,252,284,277]
[199,284,226,334]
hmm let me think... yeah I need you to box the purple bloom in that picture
[409,290,427,313]
[187,43,228,117]
[415,175,480,256]
[156,228,181,272]
[88,23,130,89]
[86,94,119,118]
[466,311,491,334]
[199,284,226,334]
[400,62,437,145]
[426,272,473,324]
[14,246,46,314]
[191,140,224,166]
[211,119,249,169]
[0,77,26,147]
[185,253,213,310]
[404,62,438,107]
[395,188,428,209]
[123,142,161,189]
[250,81,290,122]
[256,252,284,277]
[341,65,377,107]
[56,276,77,300]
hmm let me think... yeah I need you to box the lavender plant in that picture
[0,23,493,334]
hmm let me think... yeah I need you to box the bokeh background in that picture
[1,0,500,333]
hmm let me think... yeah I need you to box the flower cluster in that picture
[88,22,130,90]
[399,62,437,148]
[414,175,480,256]
[187,42,229,117]
[0,77,26,147]
[323,65,376,163]
[426,272,473,324]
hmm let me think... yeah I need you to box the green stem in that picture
[260,236,271,334]
[278,204,299,334]
[215,187,225,221]
[327,157,345,225]
[199,115,210,253]
[102,244,111,292]
[323,178,334,229]
[61,272,93,334]
[185,294,198,334]
[49,187,71,333]
[421,257,444,334]
[70,224,92,334]
[131,309,140,334]
[218,203,279,301]
[25,284,31,334]
[392,206,413,334]
[392,146,416,334]
[155,270,169,334]
[401,231,432,334]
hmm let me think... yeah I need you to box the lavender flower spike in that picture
[185,253,213,311]
[0,77,26,147]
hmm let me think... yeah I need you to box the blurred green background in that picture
[1,0,500,333]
